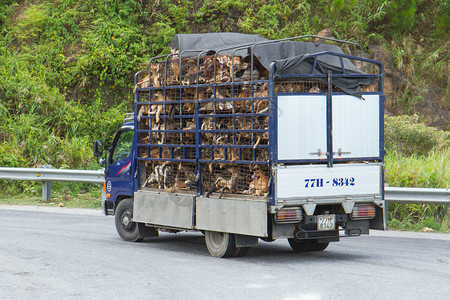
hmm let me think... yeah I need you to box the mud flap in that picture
[346,219,370,234]
[137,223,159,238]
[235,235,258,247]
[370,205,385,230]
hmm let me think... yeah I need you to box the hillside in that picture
[0,0,448,175]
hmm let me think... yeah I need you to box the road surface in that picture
[0,205,449,299]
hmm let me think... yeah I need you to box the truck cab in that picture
[96,115,135,215]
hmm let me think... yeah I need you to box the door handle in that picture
[309,148,324,157]
[334,148,351,156]
[309,148,351,157]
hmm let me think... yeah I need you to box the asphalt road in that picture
[0,205,449,300]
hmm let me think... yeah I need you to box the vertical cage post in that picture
[326,71,333,168]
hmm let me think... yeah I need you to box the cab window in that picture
[110,129,134,164]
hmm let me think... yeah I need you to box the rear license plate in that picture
[317,215,336,231]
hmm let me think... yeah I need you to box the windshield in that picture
[110,129,134,164]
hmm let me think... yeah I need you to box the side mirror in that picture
[93,140,104,158]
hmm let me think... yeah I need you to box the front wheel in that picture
[205,231,238,258]
[115,198,143,242]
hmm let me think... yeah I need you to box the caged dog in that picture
[246,168,269,196]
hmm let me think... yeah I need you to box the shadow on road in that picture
[131,232,370,262]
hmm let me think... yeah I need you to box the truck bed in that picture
[134,38,384,202]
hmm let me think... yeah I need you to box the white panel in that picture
[277,95,327,160]
[276,164,381,199]
[332,95,380,158]
[133,191,194,229]
[196,197,268,237]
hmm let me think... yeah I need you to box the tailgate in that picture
[275,163,382,205]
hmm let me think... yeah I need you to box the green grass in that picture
[0,191,102,210]
[384,145,449,233]
[0,180,103,209]
[388,216,450,233]
[385,148,449,189]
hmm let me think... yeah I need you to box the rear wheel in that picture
[234,247,250,257]
[115,198,143,242]
[288,238,317,252]
[205,231,237,258]
[313,242,329,251]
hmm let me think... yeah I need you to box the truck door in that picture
[276,94,382,162]
[274,93,385,229]
[106,127,134,202]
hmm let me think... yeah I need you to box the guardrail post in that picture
[384,202,389,229]
[42,165,52,201]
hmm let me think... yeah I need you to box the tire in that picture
[260,237,275,243]
[115,198,143,242]
[313,242,329,251]
[234,247,250,257]
[288,238,317,252]
[205,231,237,258]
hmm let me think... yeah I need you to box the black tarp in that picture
[263,41,377,97]
[170,32,268,57]
[171,33,377,97]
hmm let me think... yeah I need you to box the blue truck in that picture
[94,33,386,257]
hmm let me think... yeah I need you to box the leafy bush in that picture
[388,0,418,33]
[0,1,17,30]
[238,1,313,39]
[385,115,449,156]
[194,0,247,32]
[435,1,450,38]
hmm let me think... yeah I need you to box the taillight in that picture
[351,204,376,219]
[275,208,302,223]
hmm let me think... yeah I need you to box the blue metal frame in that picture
[326,71,333,168]
[270,51,385,164]
[135,84,271,158]
[267,62,277,206]
[131,42,385,203]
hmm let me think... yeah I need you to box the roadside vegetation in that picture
[0,0,448,231]
[0,186,102,209]
[384,115,449,232]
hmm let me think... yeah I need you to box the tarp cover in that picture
[171,32,268,57]
[171,33,377,97]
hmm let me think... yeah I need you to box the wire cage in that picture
[135,36,384,198]
[137,79,270,198]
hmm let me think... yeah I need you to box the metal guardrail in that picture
[383,187,449,229]
[0,166,105,183]
[0,167,448,205]
[385,187,450,205]
[0,166,104,201]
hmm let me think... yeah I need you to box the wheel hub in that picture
[122,215,130,226]
[121,210,133,230]
[209,232,225,248]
